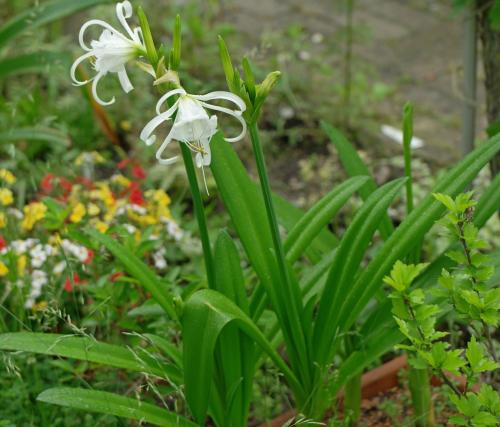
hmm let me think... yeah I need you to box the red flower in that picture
[40,174,55,192]
[64,272,81,292]
[129,183,145,206]
[75,176,93,189]
[59,177,73,193]
[117,159,130,170]
[132,165,146,180]
[0,236,6,250]
[84,249,94,265]
[110,272,124,283]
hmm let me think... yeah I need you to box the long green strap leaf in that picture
[0,52,70,79]
[0,127,70,147]
[322,121,394,239]
[313,178,406,364]
[37,387,196,427]
[88,230,177,320]
[210,133,310,387]
[0,332,181,382]
[182,289,304,425]
[0,0,111,49]
[212,231,254,427]
[272,192,338,261]
[474,171,500,228]
[284,176,369,263]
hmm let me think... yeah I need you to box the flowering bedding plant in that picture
[0,156,183,312]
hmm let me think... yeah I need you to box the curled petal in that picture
[78,19,127,51]
[156,88,186,115]
[140,100,180,145]
[92,73,115,106]
[200,102,247,143]
[193,91,246,113]
[155,131,179,165]
[116,1,137,42]
[117,68,133,93]
[70,51,95,86]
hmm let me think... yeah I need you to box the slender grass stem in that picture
[179,142,215,289]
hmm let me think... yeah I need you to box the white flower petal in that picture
[140,100,180,145]
[155,130,179,165]
[70,51,95,86]
[200,101,247,143]
[92,72,115,106]
[155,88,186,115]
[115,1,137,42]
[193,91,246,112]
[117,68,133,93]
[79,19,127,51]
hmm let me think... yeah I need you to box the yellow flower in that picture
[90,183,115,208]
[146,189,172,220]
[127,209,157,226]
[21,202,47,231]
[17,255,27,277]
[94,220,109,233]
[75,151,106,166]
[120,120,132,131]
[49,233,62,247]
[87,203,100,216]
[147,189,171,207]
[70,203,86,223]
[112,174,131,187]
[0,188,14,206]
[0,212,6,228]
[0,261,8,277]
[32,301,48,312]
[0,169,16,184]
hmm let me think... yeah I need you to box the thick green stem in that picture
[409,366,435,427]
[179,142,215,289]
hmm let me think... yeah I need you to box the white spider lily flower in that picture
[70,1,145,106]
[140,87,247,168]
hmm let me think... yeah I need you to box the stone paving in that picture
[224,0,487,165]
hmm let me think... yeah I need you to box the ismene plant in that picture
[0,1,499,427]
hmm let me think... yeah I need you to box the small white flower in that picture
[54,261,67,275]
[153,248,167,270]
[140,88,246,168]
[123,223,137,234]
[162,218,184,241]
[70,1,145,106]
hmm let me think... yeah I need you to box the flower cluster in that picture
[0,157,183,310]
[71,1,247,176]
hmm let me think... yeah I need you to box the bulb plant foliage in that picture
[385,192,500,427]
[0,1,499,427]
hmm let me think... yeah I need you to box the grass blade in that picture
[0,52,70,79]
[0,127,70,147]
[0,0,111,49]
